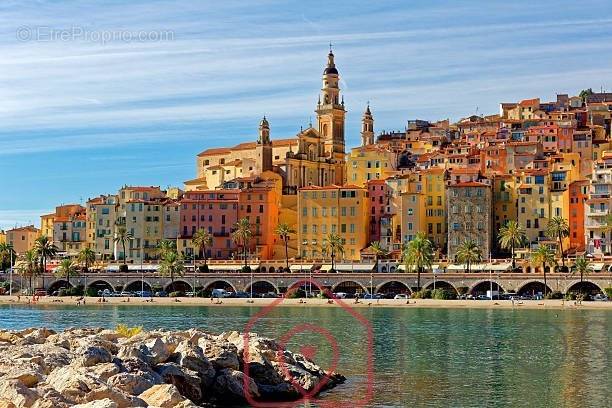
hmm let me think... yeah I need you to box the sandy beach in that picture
[1,295,610,310]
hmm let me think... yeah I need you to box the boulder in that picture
[199,340,240,370]
[0,331,22,344]
[138,384,188,408]
[172,341,216,387]
[0,379,40,407]
[72,399,118,408]
[75,346,112,367]
[155,363,202,403]
[107,372,154,396]
[212,368,259,403]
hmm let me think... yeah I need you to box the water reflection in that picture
[0,305,609,407]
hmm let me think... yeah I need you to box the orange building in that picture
[6,225,40,255]
[569,180,588,252]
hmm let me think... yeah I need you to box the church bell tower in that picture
[255,116,273,173]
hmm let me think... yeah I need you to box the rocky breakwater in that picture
[0,327,345,407]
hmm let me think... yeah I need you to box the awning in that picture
[106,264,160,272]
[209,264,259,271]
[398,264,440,272]
[318,264,333,272]
[334,264,375,272]
[591,262,605,271]
[447,263,512,272]
[289,264,314,272]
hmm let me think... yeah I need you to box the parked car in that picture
[477,295,490,300]
[119,291,132,297]
[592,294,608,301]
[34,289,47,296]
[261,292,279,298]
[234,291,250,298]
[333,292,347,299]
[98,289,112,297]
[363,293,382,300]
[394,294,409,300]
[155,291,168,297]
[135,291,152,297]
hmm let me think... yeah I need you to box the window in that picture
[302,224,307,233]
[349,224,355,233]
[312,224,317,233]
[302,207,308,217]
[341,224,346,233]
[312,208,318,217]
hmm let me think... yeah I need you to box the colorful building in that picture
[568,180,588,253]
[298,185,368,261]
[6,225,40,255]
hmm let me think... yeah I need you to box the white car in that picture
[592,294,609,301]
[394,294,409,300]
[333,292,347,299]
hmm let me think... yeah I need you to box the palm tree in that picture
[402,232,433,291]
[368,241,389,273]
[232,218,253,270]
[546,216,569,268]
[34,235,57,288]
[17,249,39,293]
[275,222,295,271]
[192,229,213,270]
[56,258,79,286]
[77,247,96,273]
[456,240,482,273]
[113,225,133,265]
[530,244,556,298]
[571,256,592,296]
[158,250,185,291]
[323,233,344,272]
[498,220,526,270]
[0,242,16,271]
[156,239,177,259]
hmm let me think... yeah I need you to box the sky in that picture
[1,0,612,230]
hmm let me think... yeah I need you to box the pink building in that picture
[179,190,239,259]
[367,179,391,244]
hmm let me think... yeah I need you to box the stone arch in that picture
[331,280,368,294]
[88,280,114,293]
[469,280,505,295]
[245,280,278,295]
[165,280,193,293]
[389,266,397,273]
[268,267,275,274]
[260,267,267,273]
[516,280,553,296]
[376,280,411,295]
[564,280,603,295]
[48,279,73,293]
[203,280,237,293]
[423,280,458,294]
[381,266,387,273]
[124,280,152,292]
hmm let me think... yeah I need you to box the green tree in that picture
[158,250,185,288]
[571,256,592,296]
[113,224,133,265]
[579,88,593,102]
[34,235,58,288]
[531,244,556,298]
[275,222,296,271]
[546,216,569,268]
[368,241,389,273]
[17,249,39,293]
[192,229,213,270]
[156,239,177,259]
[56,258,79,286]
[323,233,344,272]
[77,247,96,273]
[232,218,253,270]
[456,240,482,273]
[0,242,16,271]
[402,232,433,291]
[498,220,526,270]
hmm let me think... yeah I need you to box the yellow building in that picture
[6,225,40,255]
[421,168,447,248]
[40,213,55,239]
[516,169,553,246]
[297,185,368,261]
[0,230,5,245]
[86,195,118,260]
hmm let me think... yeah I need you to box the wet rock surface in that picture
[0,327,345,406]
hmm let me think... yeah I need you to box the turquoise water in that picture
[0,304,609,407]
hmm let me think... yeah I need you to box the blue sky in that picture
[1,0,612,230]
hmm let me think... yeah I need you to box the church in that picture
[184,49,370,192]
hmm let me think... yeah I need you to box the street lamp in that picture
[8,244,13,297]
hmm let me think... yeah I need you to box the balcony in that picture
[213,232,230,237]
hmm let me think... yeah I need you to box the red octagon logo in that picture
[242,278,374,407]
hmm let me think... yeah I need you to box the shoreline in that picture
[1,296,611,310]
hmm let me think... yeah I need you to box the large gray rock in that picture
[138,384,187,408]
[212,368,259,403]
[107,372,154,396]
[199,339,240,370]
[172,341,216,387]
[75,346,112,367]
[155,363,202,403]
